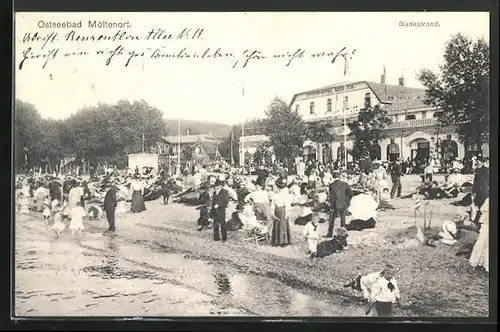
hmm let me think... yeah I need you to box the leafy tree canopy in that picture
[347,96,393,160]
[417,33,489,149]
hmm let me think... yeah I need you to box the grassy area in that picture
[79,191,488,317]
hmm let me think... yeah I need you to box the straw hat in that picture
[276,177,287,189]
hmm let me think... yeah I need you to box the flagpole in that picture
[177,119,181,175]
[343,56,349,170]
[230,127,234,166]
[241,85,245,169]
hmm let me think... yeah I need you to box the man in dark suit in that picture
[211,179,230,242]
[390,159,403,198]
[327,171,353,237]
[103,182,118,232]
[49,177,62,202]
[472,157,489,211]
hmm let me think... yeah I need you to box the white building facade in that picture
[240,80,486,166]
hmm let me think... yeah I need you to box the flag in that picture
[383,65,386,75]
[242,86,245,97]
[413,194,421,211]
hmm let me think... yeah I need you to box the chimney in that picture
[380,65,386,84]
[186,128,191,135]
[399,70,404,86]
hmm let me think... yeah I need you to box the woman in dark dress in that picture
[270,178,293,247]
[130,174,146,213]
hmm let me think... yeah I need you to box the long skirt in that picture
[469,222,489,271]
[271,206,291,246]
[131,190,146,212]
[254,202,272,221]
[36,193,45,212]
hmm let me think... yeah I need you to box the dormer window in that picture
[327,98,332,113]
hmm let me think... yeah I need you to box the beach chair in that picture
[243,221,271,246]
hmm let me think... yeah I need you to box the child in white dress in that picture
[17,192,30,215]
[303,217,320,258]
[69,201,86,237]
[42,198,51,227]
[51,208,66,238]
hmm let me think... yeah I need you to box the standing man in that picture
[327,171,353,238]
[103,181,118,232]
[211,179,230,242]
[390,159,403,199]
[472,157,489,213]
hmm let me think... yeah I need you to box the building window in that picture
[327,98,332,113]
[421,111,427,119]
[405,114,416,120]
[295,104,300,112]
[310,102,315,114]
[343,96,349,109]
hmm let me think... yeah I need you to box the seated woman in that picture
[443,168,463,198]
[316,227,349,258]
[346,192,378,231]
[423,181,447,200]
[227,210,244,231]
[240,202,269,234]
[377,188,395,210]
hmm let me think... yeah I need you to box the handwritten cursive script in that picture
[17,27,356,70]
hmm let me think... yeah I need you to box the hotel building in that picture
[240,77,486,165]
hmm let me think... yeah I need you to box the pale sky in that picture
[15,12,489,125]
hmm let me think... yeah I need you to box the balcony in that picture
[385,118,438,130]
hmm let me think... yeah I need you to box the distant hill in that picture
[164,119,232,138]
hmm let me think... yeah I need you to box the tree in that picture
[65,99,167,164]
[218,124,242,165]
[347,95,393,161]
[417,33,489,152]
[14,100,45,170]
[253,142,272,166]
[263,97,306,172]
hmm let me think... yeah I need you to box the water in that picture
[15,216,366,317]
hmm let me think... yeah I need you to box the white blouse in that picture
[245,189,269,204]
[131,180,144,191]
[369,277,400,303]
[272,188,294,209]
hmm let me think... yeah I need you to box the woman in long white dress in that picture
[469,197,489,272]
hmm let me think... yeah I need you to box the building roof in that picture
[290,81,428,113]
[365,81,427,111]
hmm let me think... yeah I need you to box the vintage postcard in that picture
[13,12,491,318]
